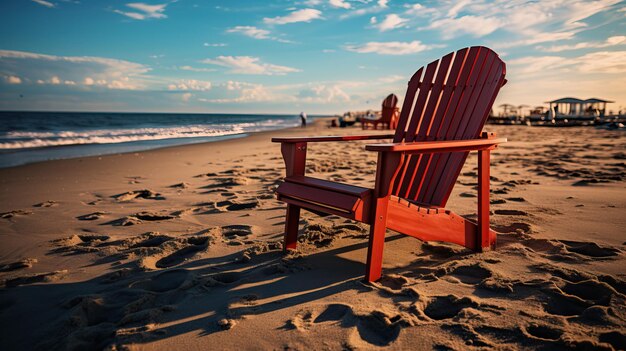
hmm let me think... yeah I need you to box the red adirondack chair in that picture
[272,47,507,282]
[362,94,400,130]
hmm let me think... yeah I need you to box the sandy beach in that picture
[1,119,625,350]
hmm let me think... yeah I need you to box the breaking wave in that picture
[0,120,296,150]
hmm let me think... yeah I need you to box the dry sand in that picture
[0,119,625,350]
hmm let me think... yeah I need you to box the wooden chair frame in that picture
[272,47,507,282]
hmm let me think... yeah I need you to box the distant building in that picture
[546,97,614,118]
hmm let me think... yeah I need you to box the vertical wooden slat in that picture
[414,49,468,203]
[396,61,439,198]
[416,47,480,204]
[427,48,469,139]
[406,54,454,200]
[434,51,502,205]
[405,61,439,141]
[416,53,454,140]
[391,70,422,195]
[393,69,423,143]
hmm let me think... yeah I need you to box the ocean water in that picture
[0,111,311,168]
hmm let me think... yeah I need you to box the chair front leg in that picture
[365,151,403,282]
[284,204,300,251]
[365,197,389,282]
[280,142,307,251]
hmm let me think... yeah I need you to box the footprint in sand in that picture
[599,331,626,350]
[76,211,109,221]
[0,258,37,272]
[507,197,526,202]
[422,295,481,320]
[33,200,58,208]
[202,177,249,190]
[311,304,409,347]
[154,236,211,269]
[494,222,532,234]
[522,324,564,341]
[2,270,68,288]
[494,209,528,216]
[221,225,254,242]
[112,189,165,202]
[558,240,621,258]
[130,269,190,292]
[1,209,33,218]
[450,263,493,284]
[130,234,174,248]
[105,211,177,226]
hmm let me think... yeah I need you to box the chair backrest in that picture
[390,46,506,207]
[381,94,398,123]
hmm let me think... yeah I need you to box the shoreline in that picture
[0,117,333,170]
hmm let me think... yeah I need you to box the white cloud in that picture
[576,51,626,73]
[168,79,212,91]
[537,35,626,52]
[298,84,350,102]
[508,51,626,74]
[202,56,300,75]
[0,50,150,90]
[345,40,438,55]
[200,83,278,103]
[178,65,216,72]
[264,8,322,25]
[114,3,167,20]
[32,0,55,8]
[496,31,577,49]
[412,0,621,46]
[378,74,404,83]
[378,0,389,8]
[508,56,567,74]
[203,43,227,47]
[226,26,293,43]
[181,92,193,102]
[428,15,501,39]
[403,3,438,17]
[5,76,22,84]
[375,13,407,31]
[446,0,470,18]
[227,26,271,39]
[329,0,351,9]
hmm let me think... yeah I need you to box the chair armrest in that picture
[365,137,507,154]
[272,134,394,143]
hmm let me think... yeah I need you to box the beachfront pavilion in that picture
[547,97,614,117]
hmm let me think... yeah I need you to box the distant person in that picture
[300,111,307,127]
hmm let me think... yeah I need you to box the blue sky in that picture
[0,0,625,114]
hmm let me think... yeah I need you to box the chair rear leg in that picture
[284,204,300,251]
